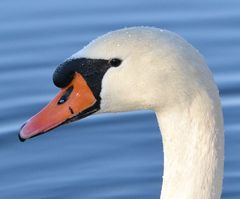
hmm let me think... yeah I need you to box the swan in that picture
[19,27,224,199]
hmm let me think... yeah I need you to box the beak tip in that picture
[18,133,26,142]
[19,122,27,142]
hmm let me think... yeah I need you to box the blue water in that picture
[0,0,240,198]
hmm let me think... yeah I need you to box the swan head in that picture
[19,27,214,141]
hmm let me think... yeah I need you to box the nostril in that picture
[58,86,74,105]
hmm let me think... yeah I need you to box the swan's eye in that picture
[109,58,122,67]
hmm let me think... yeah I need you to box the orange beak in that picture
[19,73,97,141]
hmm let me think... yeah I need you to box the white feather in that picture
[72,27,224,199]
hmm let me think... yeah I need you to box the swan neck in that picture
[156,92,224,199]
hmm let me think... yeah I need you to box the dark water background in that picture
[0,0,240,198]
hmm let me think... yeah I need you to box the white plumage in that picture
[71,27,224,199]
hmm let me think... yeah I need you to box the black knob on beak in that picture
[53,61,76,88]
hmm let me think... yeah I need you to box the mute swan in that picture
[19,27,224,199]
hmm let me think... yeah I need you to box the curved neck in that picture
[156,91,224,199]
